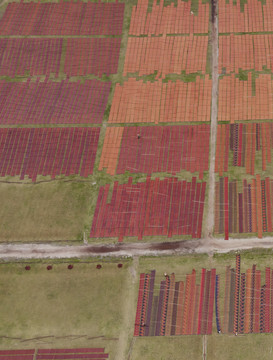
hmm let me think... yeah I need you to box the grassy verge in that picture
[131,336,203,360]
[207,333,273,360]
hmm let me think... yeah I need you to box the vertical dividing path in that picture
[202,334,207,360]
[206,0,219,237]
[117,257,139,360]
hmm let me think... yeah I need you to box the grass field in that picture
[131,336,203,360]
[207,333,273,360]
[132,333,273,360]
[0,259,132,358]
[0,180,98,243]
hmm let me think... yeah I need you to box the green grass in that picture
[145,0,210,15]
[213,248,273,270]
[139,253,211,275]
[207,333,273,360]
[0,181,98,243]
[131,336,203,360]
[0,260,131,357]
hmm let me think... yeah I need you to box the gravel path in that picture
[205,0,219,237]
[1,237,273,260]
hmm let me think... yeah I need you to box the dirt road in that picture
[1,237,273,260]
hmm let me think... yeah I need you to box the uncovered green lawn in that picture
[0,181,98,243]
[0,260,131,357]
[132,333,273,360]
[207,333,273,360]
[131,336,203,360]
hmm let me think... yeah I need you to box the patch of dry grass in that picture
[0,181,97,242]
[207,333,273,360]
[0,260,131,358]
[131,336,203,360]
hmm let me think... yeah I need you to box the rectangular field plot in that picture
[124,36,208,77]
[0,348,109,360]
[37,348,109,359]
[0,181,97,242]
[0,2,124,35]
[109,77,212,123]
[129,0,209,35]
[131,336,202,360]
[99,125,210,179]
[64,38,121,77]
[218,74,273,122]
[219,0,273,33]
[0,38,63,77]
[0,127,100,181]
[0,79,111,125]
[135,254,273,338]
[134,269,216,336]
[0,350,35,360]
[130,252,273,360]
[219,34,273,73]
[207,335,273,360]
[0,262,129,356]
[220,255,273,335]
[215,123,273,176]
[215,176,273,239]
[0,38,121,77]
[90,177,206,241]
